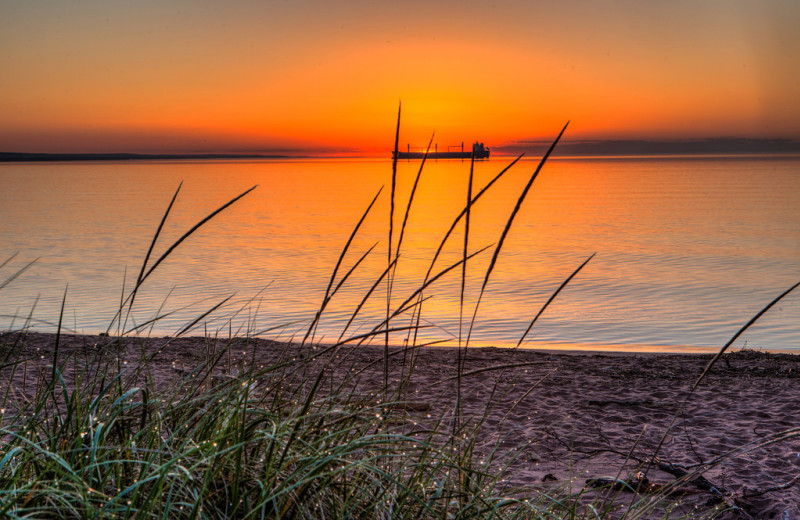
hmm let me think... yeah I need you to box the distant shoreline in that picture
[3,149,800,163]
[0,152,302,162]
[3,138,800,163]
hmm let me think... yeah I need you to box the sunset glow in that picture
[2,1,799,154]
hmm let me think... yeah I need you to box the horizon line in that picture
[3,137,800,162]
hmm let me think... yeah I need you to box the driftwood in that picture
[543,422,796,518]
[584,458,799,519]
[655,460,725,496]
[742,473,800,498]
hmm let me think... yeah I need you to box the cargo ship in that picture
[393,141,490,160]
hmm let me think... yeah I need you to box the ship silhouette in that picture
[393,141,490,160]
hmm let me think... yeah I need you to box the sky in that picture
[2,0,799,154]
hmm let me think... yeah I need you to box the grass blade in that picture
[0,251,18,271]
[130,181,183,312]
[396,133,433,256]
[175,295,234,337]
[337,257,398,343]
[643,278,800,483]
[0,257,38,291]
[455,153,475,432]
[466,122,569,346]
[423,154,524,284]
[693,278,800,390]
[516,252,595,347]
[386,102,401,387]
[368,245,492,338]
[408,153,524,351]
[480,123,568,295]
[302,187,382,346]
[107,185,256,334]
[52,285,68,384]
[139,185,257,285]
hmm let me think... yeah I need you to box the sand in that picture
[2,332,799,518]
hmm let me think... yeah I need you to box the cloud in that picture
[495,138,800,157]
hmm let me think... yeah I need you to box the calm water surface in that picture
[1,156,798,352]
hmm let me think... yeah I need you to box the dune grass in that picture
[0,338,495,518]
[0,330,592,519]
[1,111,799,519]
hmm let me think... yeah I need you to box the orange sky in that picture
[2,1,799,154]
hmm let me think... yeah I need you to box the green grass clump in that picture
[0,334,568,519]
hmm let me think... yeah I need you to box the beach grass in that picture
[1,112,799,519]
[0,330,608,519]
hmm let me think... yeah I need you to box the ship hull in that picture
[392,150,490,160]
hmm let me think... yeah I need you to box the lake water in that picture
[1,156,798,353]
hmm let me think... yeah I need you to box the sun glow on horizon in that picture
[1,1,798,154]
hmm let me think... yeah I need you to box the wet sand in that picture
[2,332,799,518]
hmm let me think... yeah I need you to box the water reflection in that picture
[0,157,798,352]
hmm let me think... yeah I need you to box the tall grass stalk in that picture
[692,278,800,390]
[128,182,183,321]
[465,122,569,348]
[0,254,38,292]
[51,285,68,386]
[107,184,257,335]
[455,154,475,435]
[644,278,800,480]
[407,153,524,350]
[386,102,402,389]
[516,252,595,348]
[302,187,383,347]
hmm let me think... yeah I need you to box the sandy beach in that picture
[2,332,798,518]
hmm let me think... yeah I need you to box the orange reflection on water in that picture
[0,156,798,351]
